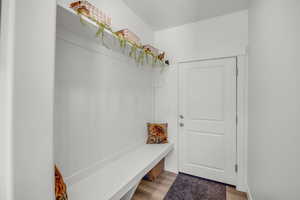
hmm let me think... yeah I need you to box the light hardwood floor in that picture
[132,171,247,200]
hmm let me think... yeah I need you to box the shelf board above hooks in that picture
[56,3,170,68]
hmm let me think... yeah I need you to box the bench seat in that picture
[68,143,174,200]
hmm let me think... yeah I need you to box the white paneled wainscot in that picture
[54,29,155,182]
[53,2,175,199]
[54,1,161,189]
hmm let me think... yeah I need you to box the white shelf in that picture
[56,3,169,67]
[68,143,174,200]
[57,3,116,45]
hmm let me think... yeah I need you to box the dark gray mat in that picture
[164,173,226,200]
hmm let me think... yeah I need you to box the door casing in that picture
[178,57,237,185]
[176,55,248,191]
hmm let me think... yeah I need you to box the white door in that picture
[178,57,237,185]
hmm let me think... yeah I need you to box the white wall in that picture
[54,0,155,184]
[155,10,248,62]
[248,1,300,199]
[0,0,56,199]
[153,10,248,173]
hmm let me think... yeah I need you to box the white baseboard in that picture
[247,185,254,200]
[165,167,179,175]
[236,184,247,193]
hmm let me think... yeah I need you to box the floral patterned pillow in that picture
[147,123,168,144]
[55,165,68,200]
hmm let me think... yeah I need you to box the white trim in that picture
[68,144,174,200]
[56,27,135,65]
[166,168,179,174]
[247,185,254,200]
[176,54,246,64]
[236,55,248,192]
[176,52,248,191]
[177,62,182,173]
[56,27,158,185]
[120,183,139,200]
[65,142,145,185]
[175,49,247,64]
[0,0,15,199]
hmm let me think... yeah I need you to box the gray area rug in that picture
[164,173,226,200]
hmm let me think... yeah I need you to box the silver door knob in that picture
[179,123,184,127]
[179,115,184,119]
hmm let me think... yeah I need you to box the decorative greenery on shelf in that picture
[76,10,169,69]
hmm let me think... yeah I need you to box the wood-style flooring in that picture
[132,171,247,200]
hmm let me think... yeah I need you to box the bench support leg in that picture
[120,181,140,200]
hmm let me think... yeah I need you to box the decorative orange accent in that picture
[70,1,82,8]
[77,6,90,16]
[158,52,165,61]
[115,29,141,46]
[70,1,112,26]
[55,165,68,200]
[147,123,168,144]
[143,45,160,56]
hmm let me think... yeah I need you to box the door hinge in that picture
[235,164,238,173]
[236,115,238,124]
[236,66,239,76]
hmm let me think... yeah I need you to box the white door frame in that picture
[176,55,248,192]
[0,0,14,199]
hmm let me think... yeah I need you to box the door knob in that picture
[179,115,184,119]
[179,123,184,127]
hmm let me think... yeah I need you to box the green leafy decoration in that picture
[96,24,105,37]
[120,38,126,49]
[74,9,168,69]
[95,23,110,49]
[129,45,137,59]
[159,60,166,72]
[79,16,86,26]
[76,10,87,26]
[114,33,126,49]
[137,50,146,65]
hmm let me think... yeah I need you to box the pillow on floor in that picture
[147,123,168,144]
[55,165,68,200]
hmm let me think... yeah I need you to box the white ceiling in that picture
[123,0,248,30]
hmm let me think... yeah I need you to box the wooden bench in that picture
[68,143,174,200]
